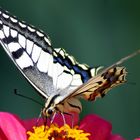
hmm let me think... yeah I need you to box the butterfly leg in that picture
[63,112,74,128]
[36,109,49,131]
[50,112,57,124]
[61,113,66,125]
[50,112,74,128]
[42,115,48,131]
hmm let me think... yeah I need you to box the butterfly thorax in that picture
[43,92,83,117]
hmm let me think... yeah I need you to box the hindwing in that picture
[70,66,127,101]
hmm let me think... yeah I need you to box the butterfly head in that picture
[42,106,55,117]
[42,94,60,117]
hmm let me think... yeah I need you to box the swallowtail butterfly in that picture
[0,8,140,117]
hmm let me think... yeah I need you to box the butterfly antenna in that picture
[14,89,43,106]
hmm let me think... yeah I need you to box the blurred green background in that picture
[0,0,140,139]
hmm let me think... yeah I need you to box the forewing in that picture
[0,8,54,98]
[0,8,103,99]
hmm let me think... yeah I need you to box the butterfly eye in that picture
[48,109,53,115]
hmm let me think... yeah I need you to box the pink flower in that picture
[79,114,125,140]
[0,112,125,140]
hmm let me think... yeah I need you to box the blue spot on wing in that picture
[73,65,90,83]
[54,56,64,65]
[53,53,91,83]
[64,59,73,69]
[57,57,63,65]
[54,55,72,69]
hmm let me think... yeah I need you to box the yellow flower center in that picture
[27,124,90,140]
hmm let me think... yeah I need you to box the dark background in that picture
[0,0,140,139]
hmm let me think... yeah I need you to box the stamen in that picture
[27,124,90,140]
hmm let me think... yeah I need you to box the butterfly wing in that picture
[70,66,127,101]
[59,49,140,108]
[53,48,103,91]
[67,49,140,101]
[0,8,102,100]
[55,66,127,114]
[0,8,56,98]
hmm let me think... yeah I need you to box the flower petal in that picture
[0,112,26,140]
[0,128,7,140]
[22,118,44,131]
[79,114,112,140]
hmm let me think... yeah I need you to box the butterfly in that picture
[0,8,140,117]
